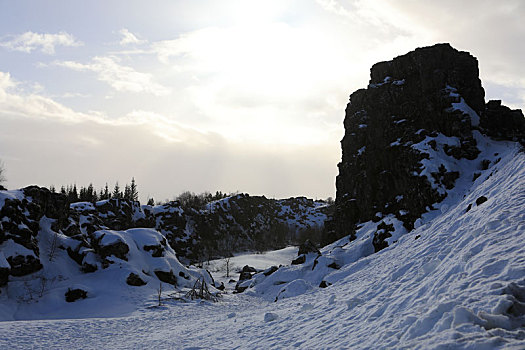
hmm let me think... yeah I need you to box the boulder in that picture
[476,196,488,206]
[372,222,395,253]
[65,288,87,302]
[126,272,147,286]
[291,254,306,265]
[7,255,43,276]
[98,241,129,261]
[319,281,331,288]
[154,270,177,285]
[143,244,164,257]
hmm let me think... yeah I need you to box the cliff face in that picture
[327,43,525,246]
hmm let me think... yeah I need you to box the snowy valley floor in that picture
[1,147,525,349]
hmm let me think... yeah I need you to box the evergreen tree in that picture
[130,177,139,201]
[147,198,155,206]
[67,184,79,202]
[87,183,94,202]
[113,182,122,199]
[124,184,131,200]
[79,186,87,201]
[103,183,110,200]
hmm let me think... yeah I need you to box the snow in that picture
[205,246,298,287]
[0,252,9,268]
[70,202,95,211]
[0,189,25,209]
[0,240,37,258]
[393,79,405,86]
[452,97,480,127]
[1,139,525,348]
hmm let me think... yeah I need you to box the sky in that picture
[0,0,524,202]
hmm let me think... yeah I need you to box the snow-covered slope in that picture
[1,142,524,349]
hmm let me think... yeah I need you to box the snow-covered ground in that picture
[205,246,298,287]
[1,140,524,348]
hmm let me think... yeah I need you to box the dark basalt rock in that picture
[372,222,395,253]
[242,265,257,273]
[291,254,306,265]
[65,288,87,302]
[482,100,525,144]
[81,262,97,273]
[235,265,257,292]
[0,267,9,287]
[431,164,460,190]
[143,244,164,257]
[97,240,129,261]
[319,281,331,288]
[476,196,488,206]
[298,239,320,256]
[66,247,85,266]
[326,43,525,246]
[327,262,340,269]
[7,255,43,277]
[22,186,69,230]
[126,272,147,286]
[263,266,278,276]
[154,270,177,285]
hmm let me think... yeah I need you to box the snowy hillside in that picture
[1,141,523,349]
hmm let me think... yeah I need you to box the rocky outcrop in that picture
[1,186,329,286]
[327,43,524,245]
[126,272,147,286]
[65,288,87,302]
[482,100,525,144]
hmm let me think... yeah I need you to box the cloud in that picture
[350,0,525,107]
[54,56,170,96]
[0,31,82,54]
[0,70,338,201]
[118,28,146,46]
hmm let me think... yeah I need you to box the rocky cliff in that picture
[326,43,525,248]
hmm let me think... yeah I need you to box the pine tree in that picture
[124,184,131,200]
[147,198,155,206]
[113,182,122,199]
[130,177,139,201]
[87,183,94,202]
[79,186,87,201]
[104,183,110,200]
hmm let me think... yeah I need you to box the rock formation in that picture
[326,43,525,245]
